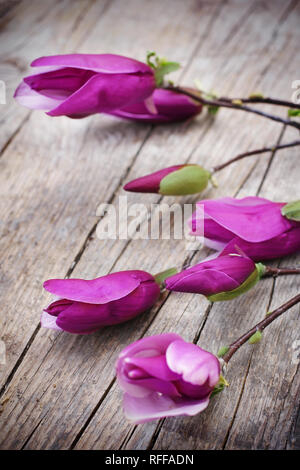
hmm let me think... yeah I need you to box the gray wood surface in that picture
[0,0,299,450]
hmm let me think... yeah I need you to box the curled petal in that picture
[43,270,153,305]
[40,310,63,331]
[47,73,155,117]
[31,54,153,74]
[123,391,210,424]
[199,197,291,242]
[166,340,220,388]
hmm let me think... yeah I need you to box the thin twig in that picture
[212,140,300,172]
[218,96,300,109]
[222,293,300,363]
[166,87,300,131]
[263,266,300,277]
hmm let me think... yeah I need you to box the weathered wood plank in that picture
[67,1,299,450]
[72,1,300,450]
[0,0,98,153]
[0,0,223,448]
[0,0,299,451]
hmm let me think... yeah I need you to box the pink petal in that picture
[43,270,153,304]
[40,310,63,331]
[31,54,153,75]
[55,301,111,334]
[165,254,255,296]
[14,81,63,111]
[123,392,210,423]
[118,333,182,361]
[166,340,220,388]
[200,197,291,242]
[124,165,183,193]
[125,354,180,381]
[222,228,300,261]
[47,73,155,117]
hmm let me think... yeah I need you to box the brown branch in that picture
[218,96,300,109]
[222,293,300,363]
[166,87,300,131]
[212,140,300,172]
[263,266,300,277]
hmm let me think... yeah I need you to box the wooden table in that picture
[0,0,299,450]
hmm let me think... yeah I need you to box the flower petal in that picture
[40,310,63,331]
[125,354,180,381]
[47,73,155,117]
[124,166,183,193]
[123,392,210,423]
[200,197,291,242]
[165,254,255,296]
[43,270,153,304]
[166,340,220,388]
[31,54,152,74]
[55,302,111,334]
[222,229,300,261]
[14,81,63,111]
[118,333,182,361]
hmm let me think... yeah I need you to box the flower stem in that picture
[165,86,300,131]
[217,95,300,109]
[222,293,300,363]
[263,266,300,277]
[212,140,300,173]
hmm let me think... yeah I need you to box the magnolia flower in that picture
[124,164,211,195]
[116,333,220,423]
[41,270,160,334]
[110,88,202,123]
[14,54,156,118]
[165,248,263,301]
[190,196,300,261]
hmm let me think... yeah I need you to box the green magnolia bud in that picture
[281,200,300,221]
[217,346,229,358]
[159,165,211,195]
[248,330,262,344]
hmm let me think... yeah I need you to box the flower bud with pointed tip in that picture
[124,164,211,195]
[165,246,264,301]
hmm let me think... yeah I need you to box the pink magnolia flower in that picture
[165,247,262,301]
[110,88,202,123]
[42,270,160,334]
[124,164,211,195]
[14,54,156,118]
[116,333,220,423]
[190,196,300,261]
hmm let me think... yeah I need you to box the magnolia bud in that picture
[124,164,211,196]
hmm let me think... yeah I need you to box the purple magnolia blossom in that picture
[190,196,300,261]
[14,54,156,118]
[165,248,260,301]
[41,270,160,334]
[116,333,220,423]
[110,88,202,123]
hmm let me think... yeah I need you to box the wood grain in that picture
[0,0,299,450]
